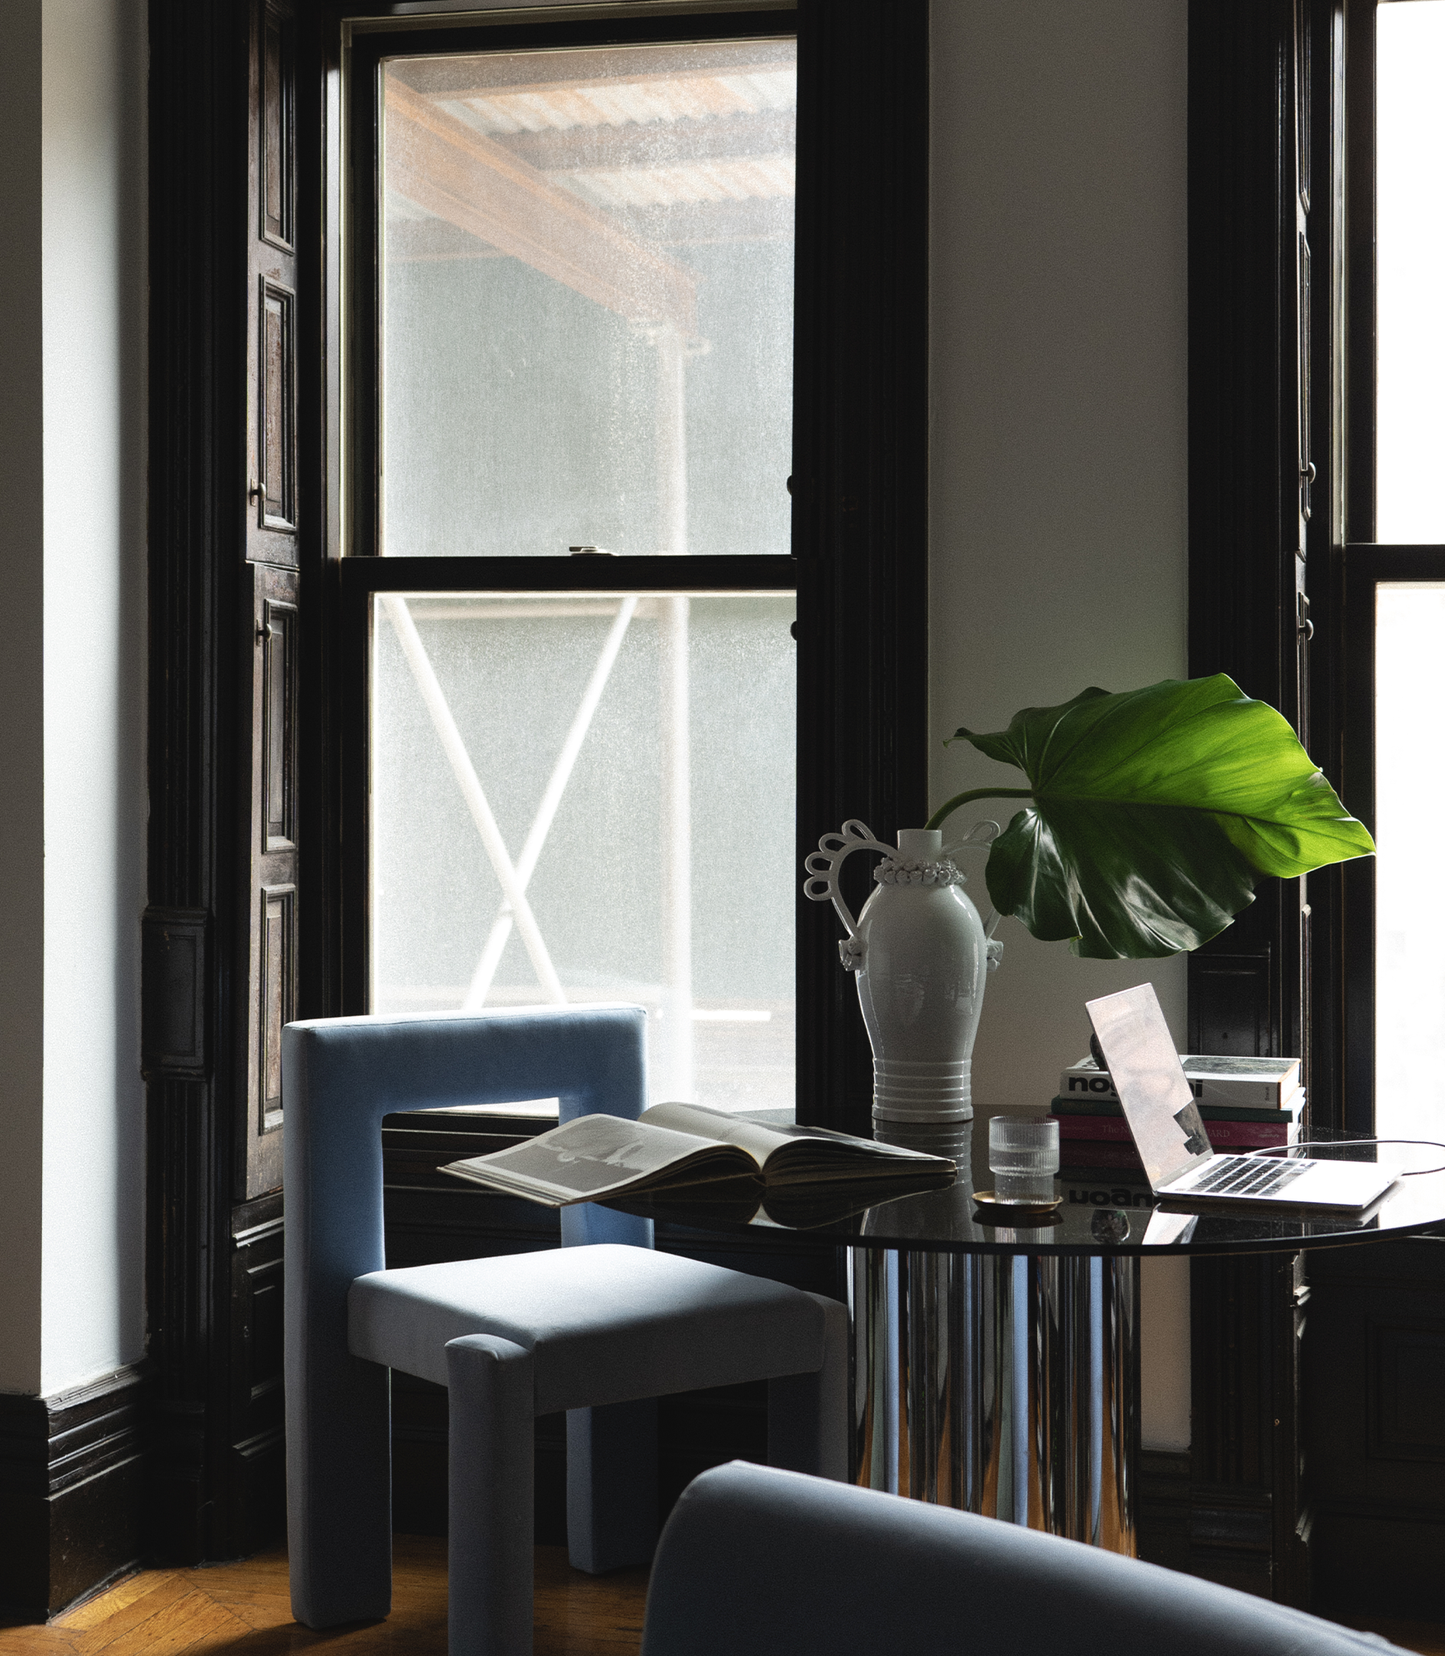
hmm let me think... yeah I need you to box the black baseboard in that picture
[0,1364,147,1622]
[1138,1448,1193,1572]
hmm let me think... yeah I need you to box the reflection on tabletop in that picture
[625,1125,1445,1255]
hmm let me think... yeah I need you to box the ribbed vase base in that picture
[870,1058,972,1121]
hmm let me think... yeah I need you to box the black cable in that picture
[1244,1139,1445,1176]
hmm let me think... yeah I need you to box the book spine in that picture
[1058,1140,1146,1170]
[1057,1073,1296,1107]
[1053,1115,1295,1148]
[1049,1095,1302,1124]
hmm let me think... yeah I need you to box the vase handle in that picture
[941,819,1006,948]
[803,818,894,940]
[944,818,1002,854]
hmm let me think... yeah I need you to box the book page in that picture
[640,1101,954,1182]
[640,1102,790,1163]
[444,1113,753,1204]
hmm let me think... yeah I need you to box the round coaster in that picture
[971,1190,1064,1223]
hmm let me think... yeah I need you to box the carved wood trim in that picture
[243,561,299,1197]
[258,278,297,532]
[146,0,314,1562]
[247,0,299,567]
[261,0,295,252]
[141,906,210,1078]
[261,596,298,851]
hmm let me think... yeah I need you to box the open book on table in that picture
[440,1101,957,1228]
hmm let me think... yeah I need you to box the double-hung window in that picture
[1344,0,1445,1146]
[328,5,930,1128]
[347,23,799,1110]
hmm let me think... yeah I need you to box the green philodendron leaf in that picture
[942,675,1375,960]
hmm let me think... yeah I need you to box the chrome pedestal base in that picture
[849,1245,1139,1552]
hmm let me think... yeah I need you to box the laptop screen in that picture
[1085,984,1213,1189]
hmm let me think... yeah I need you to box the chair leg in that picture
[287,1351,393,1629]
[565,1400,659,1573]
[767,1292,850,1482]
[446,1334,536,1656]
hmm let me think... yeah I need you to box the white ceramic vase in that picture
[804,821,1000,1154]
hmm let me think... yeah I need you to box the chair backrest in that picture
[641,1462,1406,1656]
[283,1005,650,1419]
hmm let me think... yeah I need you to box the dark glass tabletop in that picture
[622,1122,1445,1257]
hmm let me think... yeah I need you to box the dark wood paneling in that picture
[1187,1251,1309,1603]
[243,562,299,1198]
[147,0,258,1567]
[0,1367,146,1622]
[1369,1322,1445,1463]
[262,598,297,850]
[227,1201,286,1559]
[259,279,296,532]
[1305,1239,1445,1617]
[1188,952,1274,1057]
[148,0,311,1564]
[247,0,299,567]
[259,884,295,1125]
[261,1,295,251]
[141,907,210,1078]
[1137,1449,1192,1572]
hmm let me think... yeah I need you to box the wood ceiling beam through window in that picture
[482,108,795,173]
[386,41,795,97]
[384,76,698,330]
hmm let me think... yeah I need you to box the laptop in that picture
[1085,984,1396,1211]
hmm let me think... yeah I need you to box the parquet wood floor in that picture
[0,1543,1439,1656]
[0,1542,649,1656]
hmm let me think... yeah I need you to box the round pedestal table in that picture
[639,1127,1445,1557]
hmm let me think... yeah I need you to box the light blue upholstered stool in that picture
[641,1462,1410,1656]
[282,1006,847,1656]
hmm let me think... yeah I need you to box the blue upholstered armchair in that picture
[282,1005,845,1656]
[641,1461,1410,1656]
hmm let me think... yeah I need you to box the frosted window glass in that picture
[1376,2,1445,543]
[380,40,795,557]
[1375,585,1445,1141]
[370,591,796,1111]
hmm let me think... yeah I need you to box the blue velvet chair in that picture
[282,1005,846,1656]
[641,1462,1408,1656]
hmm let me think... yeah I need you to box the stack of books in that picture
[1051,1054,1303,1171]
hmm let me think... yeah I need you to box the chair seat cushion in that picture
[348,1243,827,1414]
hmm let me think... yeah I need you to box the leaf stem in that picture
[925,788,1034,833]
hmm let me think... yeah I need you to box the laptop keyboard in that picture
[1183,1154,1313,1200]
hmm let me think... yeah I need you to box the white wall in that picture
[929,0,1192,1450]
[0,0,148,1398]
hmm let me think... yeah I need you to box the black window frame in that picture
[1334,0,1445,1139]
[313,0,931,1133]
[1182,0,1445,1612]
